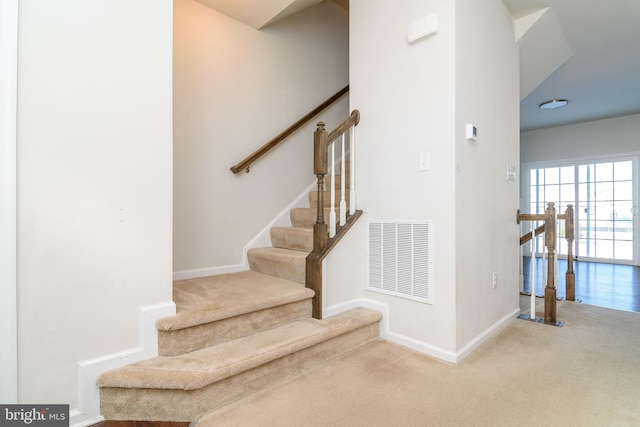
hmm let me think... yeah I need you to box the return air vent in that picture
[368,220,432,303]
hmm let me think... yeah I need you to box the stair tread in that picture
[270,226,313,234]
[97,308,382,391]
[157,271,313,331]
[248,246,309,257]
[270,226,313,252]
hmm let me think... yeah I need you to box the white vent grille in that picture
[368,220,432,303]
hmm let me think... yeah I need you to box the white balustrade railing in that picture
[327,128,356,238]
[530,223,540,320]
[349,125,356,216]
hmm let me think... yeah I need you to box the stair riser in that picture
[290,208,332,228]
[270,228,313,252]
[325,176,351,190]
[100,323,380,422]
[308,191,351,209]
[248,252,306,285]
[158,300,312,356]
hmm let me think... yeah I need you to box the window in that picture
[578,161,634,260]
[527,157,637,264]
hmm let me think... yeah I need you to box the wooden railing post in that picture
[544,202,557,325]
[307,121,329,319]
[313,122,329,253]
[565,204,575,301]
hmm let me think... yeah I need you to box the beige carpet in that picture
[196,300,640,426]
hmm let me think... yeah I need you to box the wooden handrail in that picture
[230,85,349,174]
[327,110,360,143]
[520,224,546,245]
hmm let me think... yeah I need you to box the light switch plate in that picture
[419,152,431,172]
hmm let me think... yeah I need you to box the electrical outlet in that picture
[492,272,498,289]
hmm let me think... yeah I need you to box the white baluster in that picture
[340,134,346,226]
[349,125,356,215]
[555,220,559,290]
[530,223,536,320]
[519,221,524,294]
[329,142,336,237]
[542,234,547,288]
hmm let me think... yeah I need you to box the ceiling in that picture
[504,0,640,131]
[193,0,345,29]
[195,0,640,132]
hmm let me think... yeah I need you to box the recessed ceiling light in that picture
[539,99,569,110]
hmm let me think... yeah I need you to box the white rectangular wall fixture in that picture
[418,152,431,172]
[466,123,477,142]
[408,14,438,44]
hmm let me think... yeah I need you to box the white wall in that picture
[521,113,640,164]
[350,0,520,361]
[454,0,520,351]
[173,0,349,275]
[351,0,458,357]
[0,0,19,404]
[17,0,173,409]
[325,215,368,316]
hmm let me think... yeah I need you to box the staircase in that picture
[97,178,379,422]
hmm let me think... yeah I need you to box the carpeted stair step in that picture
[325,173,352,190]
[156,271,314,356]
[97,307,382,422]
[309,190,351,208]
[290,207,333,228]
[270,226,313,252]
[247,247,307,284]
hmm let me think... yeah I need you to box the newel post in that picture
[565,204,575,301]
[306,122,329,320]
[312,122,329,253]
[544,202,557,325]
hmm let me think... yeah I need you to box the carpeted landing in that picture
[97,270,382,422]
[194,300,640,426]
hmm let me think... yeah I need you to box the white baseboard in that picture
[455,307,521,363]
[328,298,454,361]
[325,299,364,318]
[353,299,521,364]
[72,301,175,426]
[361,297,457,362]
[173,263,247,281]
[360,298,390,338]
[69,410,103,427]
[386,330,458,363]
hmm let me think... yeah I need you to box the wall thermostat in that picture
[466,123,477,142]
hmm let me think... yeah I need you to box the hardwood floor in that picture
[522,257,640,312]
